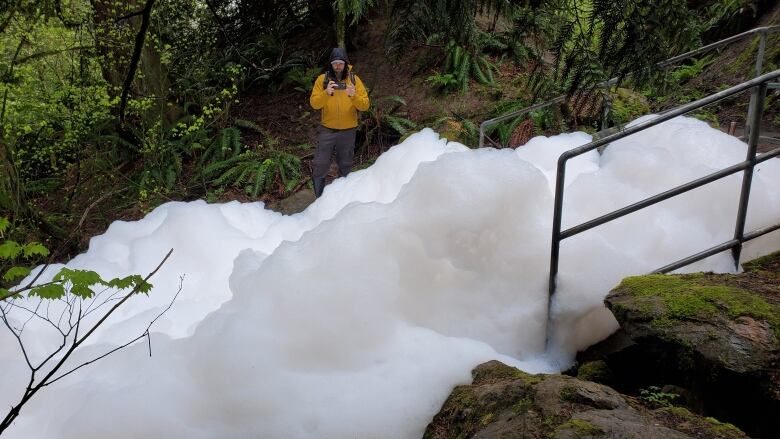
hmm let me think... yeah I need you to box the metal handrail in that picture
[479,25,780,148]
[547,70,780,311]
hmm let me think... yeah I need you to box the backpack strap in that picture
[323,71,331,89]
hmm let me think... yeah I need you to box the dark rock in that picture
[424,360,747,439]
[576,251,780,438]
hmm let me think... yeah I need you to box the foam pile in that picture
[2,117,778,438]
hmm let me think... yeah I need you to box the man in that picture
[309,48,370,198]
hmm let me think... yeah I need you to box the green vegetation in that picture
[617,273,780,337]
[576,360,611,383]
[639,386,679,408]
[658,406,746,439]
[1,217,149,301]
[742,250,780,273]
[3,0,772,254]
[609,88,650,125]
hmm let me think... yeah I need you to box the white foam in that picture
[3,120,779,438]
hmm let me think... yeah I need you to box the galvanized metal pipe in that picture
[561,146,780,240]
[731,83,767,268]
[652,218,780,274]
[546,70,779,306]
[652,240,741,274]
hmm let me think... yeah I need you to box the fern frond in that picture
[234,119,264,133]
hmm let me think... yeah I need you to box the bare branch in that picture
[0,305,33,369]
[0,249,173,433]
[18,298,43,333]
[48,274,184,385]
[15,45,94,65]
[77,189,122,230]
[6,301,63,335]
[114,10,145,23]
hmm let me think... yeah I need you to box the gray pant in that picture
[313,126,357,181]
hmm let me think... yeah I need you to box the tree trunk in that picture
[335,1,346,49]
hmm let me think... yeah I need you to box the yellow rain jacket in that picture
[309,66,370,130]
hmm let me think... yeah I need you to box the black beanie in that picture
[329,47,349,64]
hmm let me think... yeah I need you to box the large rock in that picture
[577,251,780,438]
[424,360,747,439]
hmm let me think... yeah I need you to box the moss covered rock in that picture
[423,361,747,439]
[579,251,780,438]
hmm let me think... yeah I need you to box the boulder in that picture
[576,251,780,438]
[424,360,747,439]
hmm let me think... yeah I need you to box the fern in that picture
[233,119,265,133]
[385,115,416,136]
[204,150,301,197]
[198,127,243,167]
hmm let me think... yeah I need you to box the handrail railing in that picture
[479,25,780,148]
[547,70,780,334]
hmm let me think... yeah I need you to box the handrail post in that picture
[746,31,767,138]
[755,30,767,77]
[600,85,611,130]
[546,154,570,348]
[731,82,767,268]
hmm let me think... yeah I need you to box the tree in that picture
[333,0,377,49]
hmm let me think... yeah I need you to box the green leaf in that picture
[70,284,96,298]
[54,268,103,287]
[3,266,31,282]
[133,276,153,294]
[107,275,152,294]
[106,275,136,289]
[22,242,50,258]
[0,217,9,235]
[0,241,22,259]
[30,283,66,299]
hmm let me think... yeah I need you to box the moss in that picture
[727,33,780,76]
[610,87,650,125]
[473,362,543,385]
[741,250,780,273]
[449,387,477,407]
[616,274,780,338]
[704,416,743,436]
[691,111,719,128]
[512,396,536,414]
[576,361,610,383]
[559,385,578,402]
[658,407,746,439]
[727,36,759,74]
[542,413,564,430]
[479,412,495,426]
[553,419,603,436]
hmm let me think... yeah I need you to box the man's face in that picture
[331,61,345,74]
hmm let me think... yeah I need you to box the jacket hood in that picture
[329,47,349,64]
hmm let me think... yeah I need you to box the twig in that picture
[48,273,183,384]
[77,189,122,229]
[0,249,173,433]
[115,10,145,23]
